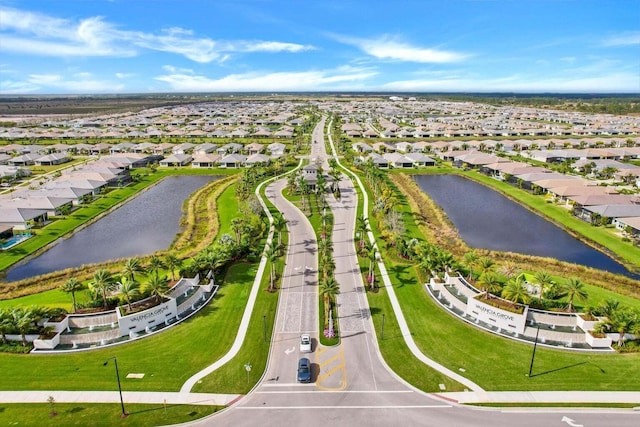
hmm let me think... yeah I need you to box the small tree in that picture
[60,278,85,313]
[47,395,57,417]
[561,277,589,312]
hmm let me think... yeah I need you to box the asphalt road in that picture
[190,118,640,427]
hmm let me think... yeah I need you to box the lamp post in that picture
[103,356,127,418]
[527,325,541,377]
[381,313,385,340]
[244,363,252,383]
[263,315,267,343]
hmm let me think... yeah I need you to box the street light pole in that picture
[527,325,541,377]
[263,315,267,343]
[103,356,127,418]
[381,313,385,340]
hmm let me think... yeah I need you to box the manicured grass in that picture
[0,402,218,426]
[0,261,256,392]
[470,402,640,408]
[0,288,91,311]
[191,264,278,394]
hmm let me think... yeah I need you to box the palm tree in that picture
[598,308,640,347]
[534,271,554,299]
[264,244,278,292]
[118,276,141,311]
[356,216,369,249]
[497,261,519,281]
[144,275,169,304]
[164,254,182,282]
[10,307,36,347]
[272,214,287,248]
[316,173,327,209]
[319,277,340,326]
[366,244,378,290]
[597,299,620,318]
[462,251,479,281]
[322,256,336,282]
[202,247,225,286]
[122,257,145,283]
[317,237,333,261]
[89,269,115,308]
[147,256,166,280]
[501,276,530,304]
[477,272,502,299]
[230,217,247,244]
[477,256,495,276]
[60,277,85,313]
[0,309,12,344]
[562,277,589,312]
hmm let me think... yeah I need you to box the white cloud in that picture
[601,31,640,47]
[336,34,467,63]
[22,73,124,93]
[236,41,315,53]
[155,66,377,91]
[0,7,315,62]
[0,80,40,94]
[381,72,640,93]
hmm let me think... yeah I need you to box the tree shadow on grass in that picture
[529,361,588,378]
[390,264,414,288]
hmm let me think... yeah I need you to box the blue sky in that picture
[0,0,639,94]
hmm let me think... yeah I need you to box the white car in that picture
[300,334,312,353]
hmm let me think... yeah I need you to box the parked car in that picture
[297,357,311,383]
[300,334,312,353]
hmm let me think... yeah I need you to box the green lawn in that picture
[0,261,256,392]
[0,403,218,427]
[0,288,91,311]
[349,167,640,392]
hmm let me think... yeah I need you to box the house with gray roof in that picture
[159,154,192,167]
[245,153,271,165]
[0,207,49,230]
[191,154,221,168]
[35,153,70,166]
[217,143,243,155]
[218,154,247,168]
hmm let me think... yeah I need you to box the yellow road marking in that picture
[315,345,347,391]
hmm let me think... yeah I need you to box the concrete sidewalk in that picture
[436,391,640,405]
[0,391,241,406]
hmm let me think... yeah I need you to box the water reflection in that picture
[4,175,218,282]
[413,174,638,279]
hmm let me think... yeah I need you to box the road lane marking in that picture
[256,390,414,393]
[316,346,347,391]
[238,405,452,410]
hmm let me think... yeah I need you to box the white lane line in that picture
[256,389,414,393]
[238,405,452,410]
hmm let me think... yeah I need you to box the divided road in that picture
[192,118,639,427]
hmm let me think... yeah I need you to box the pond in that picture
[3,175,219,282]
[413,174,639,279]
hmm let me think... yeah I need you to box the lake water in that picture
[3,175,218,282]
[413,174,638,278]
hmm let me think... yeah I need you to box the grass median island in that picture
[0,402,219,427]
